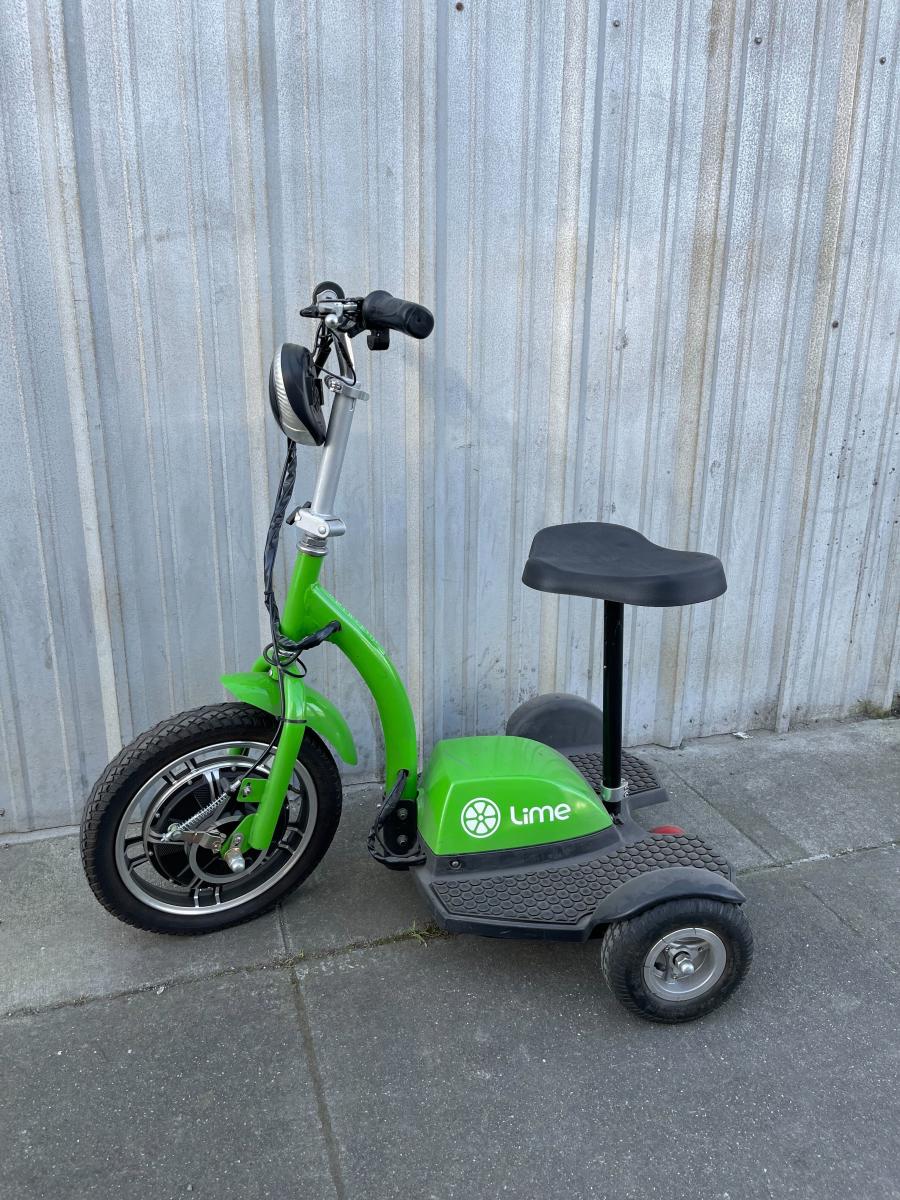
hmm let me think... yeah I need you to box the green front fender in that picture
[220,670,357,765]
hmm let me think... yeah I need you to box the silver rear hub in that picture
[642,926,727,1001]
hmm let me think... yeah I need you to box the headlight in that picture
[268,343,326,445]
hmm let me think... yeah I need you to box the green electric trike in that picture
[82,283,752,1022]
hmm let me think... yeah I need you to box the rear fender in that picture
[220,670,357,765]
[590,866,745,927]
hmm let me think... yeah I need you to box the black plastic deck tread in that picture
[568,750,659,796]
[432,834,729,925]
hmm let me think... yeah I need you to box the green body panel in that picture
[418,735,612,856]
[221,670,358,765]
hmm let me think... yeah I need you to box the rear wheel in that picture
[81,703,341,934]
[600,898,753,1022]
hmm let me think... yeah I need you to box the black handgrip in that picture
[361,290,434,339]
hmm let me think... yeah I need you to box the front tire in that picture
[600,898,753,1022]
[81,702,342,935]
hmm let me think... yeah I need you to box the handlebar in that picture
[360,290,434,339]
[300,287,434,342]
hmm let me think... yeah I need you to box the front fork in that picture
[225,672,309,856]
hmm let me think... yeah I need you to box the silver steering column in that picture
[289,322,367,556]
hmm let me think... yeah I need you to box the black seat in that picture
[522,523,727,607]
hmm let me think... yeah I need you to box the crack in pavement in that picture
[286,945,348,1200]
[735,837,900,876]
[0,921,450,1022]
[646,756,807,864]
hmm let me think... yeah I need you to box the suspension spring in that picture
[160,792,227,843]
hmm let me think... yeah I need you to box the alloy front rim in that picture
[114,741,318,916]
[642,926,728,1001]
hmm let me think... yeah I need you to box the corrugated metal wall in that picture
[1,0,898,833]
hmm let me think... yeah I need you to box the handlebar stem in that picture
[310,391,355,520]
[301,359,366,555]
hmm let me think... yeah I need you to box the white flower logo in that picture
[460,797,501,838]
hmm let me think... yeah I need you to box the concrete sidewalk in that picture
[1,718,898,1200]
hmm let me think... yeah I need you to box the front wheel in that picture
[81,702,342,934]
[600,898,753,1022]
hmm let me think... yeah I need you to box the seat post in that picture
[601,600,625,811]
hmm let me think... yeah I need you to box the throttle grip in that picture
[361,290,434,339]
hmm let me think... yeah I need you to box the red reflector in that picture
[651,825,686,836]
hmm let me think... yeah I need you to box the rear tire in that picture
[600,898,753,1022]
[81,702,342,935]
